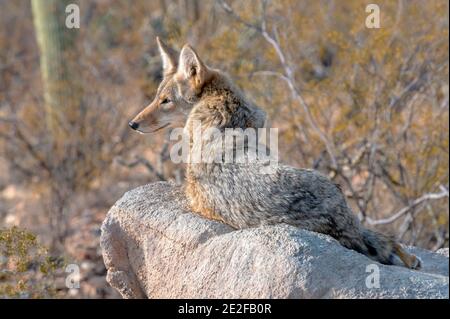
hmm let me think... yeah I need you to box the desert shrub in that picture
[0,226,65,298]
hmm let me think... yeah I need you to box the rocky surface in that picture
[101,182,449,299]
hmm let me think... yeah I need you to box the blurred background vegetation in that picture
[0,0,448,298]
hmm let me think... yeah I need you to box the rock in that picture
[100,182,449,299]
[436,248,449,257]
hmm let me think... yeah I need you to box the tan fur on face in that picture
[129,39,192,132]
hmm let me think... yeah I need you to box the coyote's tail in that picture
[357,228,422,269]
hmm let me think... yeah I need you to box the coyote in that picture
[129,38,421,269]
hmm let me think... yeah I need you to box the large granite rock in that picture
[100,182,449,299]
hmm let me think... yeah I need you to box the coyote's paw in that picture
[394,244,423,270]
[410,255,422,270]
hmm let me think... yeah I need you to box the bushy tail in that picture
[359,228,421,269]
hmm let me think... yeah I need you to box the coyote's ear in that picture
[157,37,177,75]
[178,44,210,85]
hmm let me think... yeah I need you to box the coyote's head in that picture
[129,37,213,133]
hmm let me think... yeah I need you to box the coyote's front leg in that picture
[185,182,226,224]
[394,243,422,269]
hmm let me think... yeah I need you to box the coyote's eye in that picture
[161,98,170,104]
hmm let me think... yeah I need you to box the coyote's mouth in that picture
[137,123,171,134]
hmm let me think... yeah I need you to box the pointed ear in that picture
[156,37,178,75]
[178,44,210,84]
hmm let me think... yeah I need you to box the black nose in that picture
[128,121,139,130]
